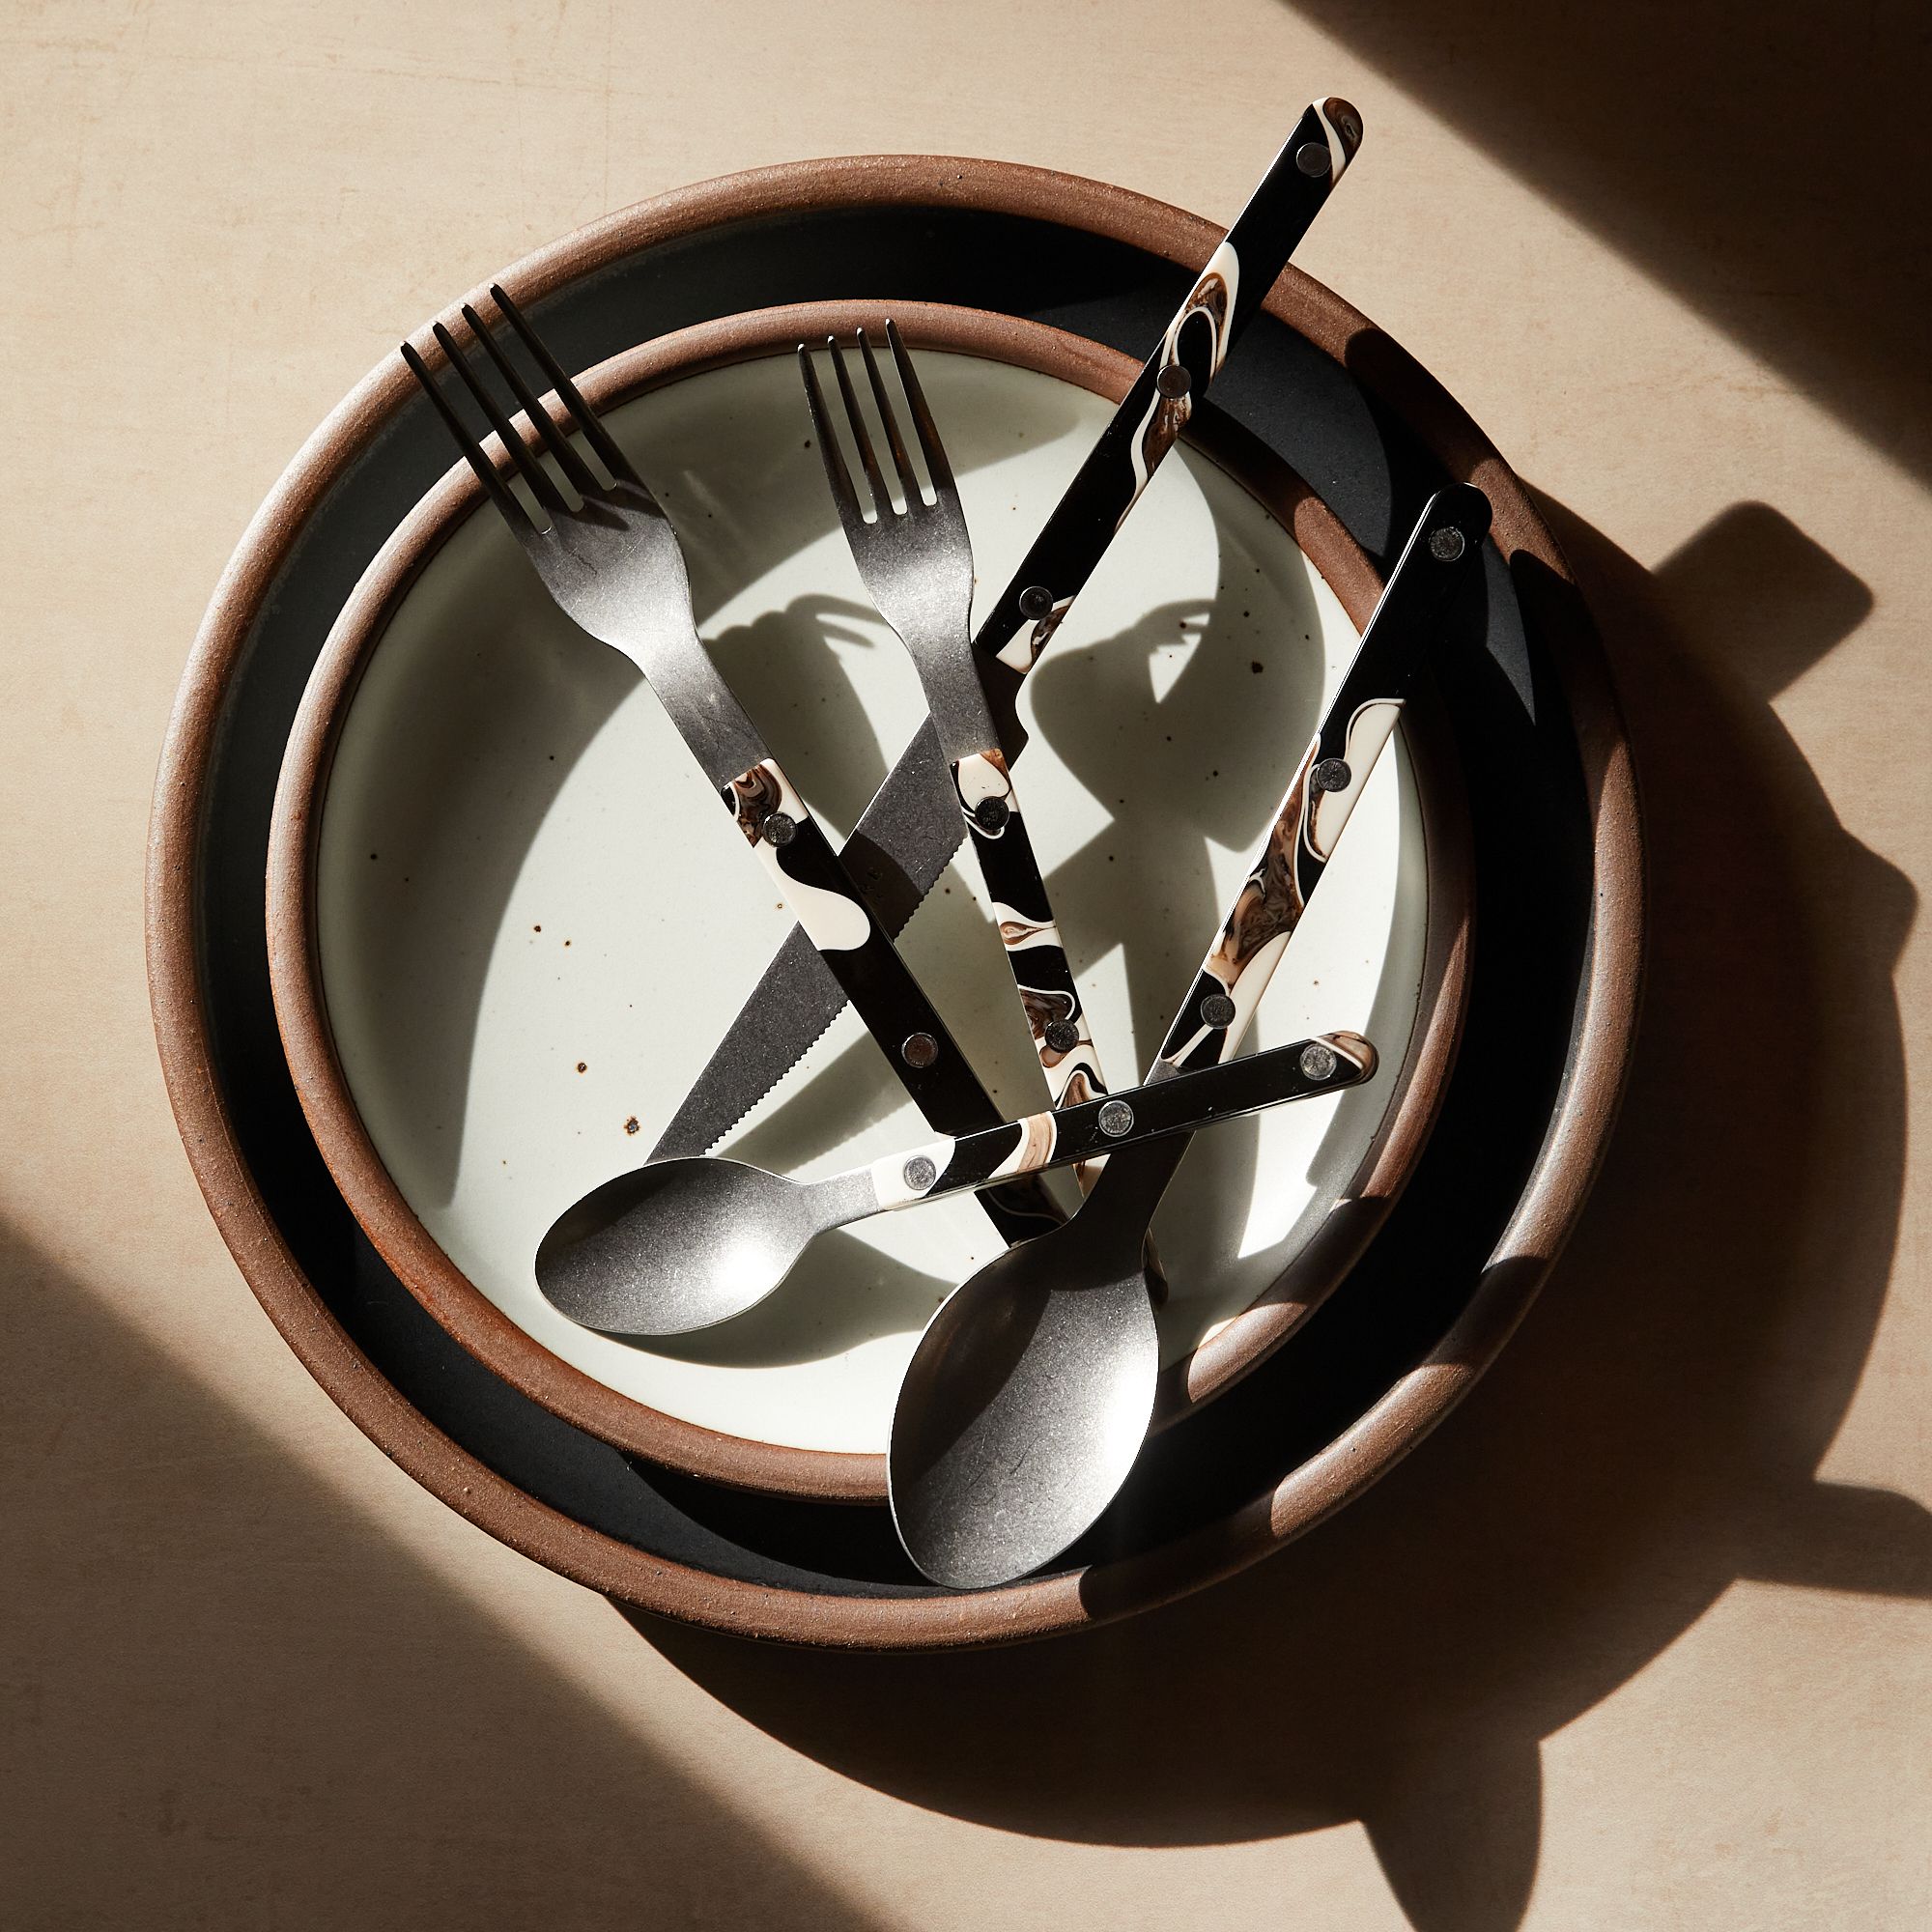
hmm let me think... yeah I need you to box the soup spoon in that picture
[888,483,1492,1588]
[536,1030,1375,1336]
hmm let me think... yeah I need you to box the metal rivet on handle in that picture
[973,795,1009,833]
[1097,1099,1135,1138]
[901,1033,938,1069]
[902,1154,938,1192]
[1018,584,1054,620]
[1428,526,1466,562]
[1199,993,1236,1029]
[763,811,797,847]
[1299,1041,1340,1081]
[1295,141,1332,177]
[1155,365,1191,401]
[1310,757,1351,793]
[1044,1019,1080,1054]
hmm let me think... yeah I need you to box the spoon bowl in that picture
[536,1157,815,1335]
[889,1207,1161,1589]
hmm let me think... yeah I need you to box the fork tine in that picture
[826,336,889,518]
[856,327,922,506]
[400,340,535,535]
[462,302,602,499]
[797,345,867,535]
[486,284,640,488]
[431,321,567,517]
[884,319,955,498]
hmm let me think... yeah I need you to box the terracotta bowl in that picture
[266,298,1471,1502]
[150,156,1641,1649]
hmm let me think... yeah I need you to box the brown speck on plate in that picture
[576,1061,587,1073]
[623,1116,639,1136]
[1250,660,1264,673]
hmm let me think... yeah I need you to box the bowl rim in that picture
[147,153,1642,1651]
[263,296,1473,1504]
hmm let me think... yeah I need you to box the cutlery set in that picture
[397,98,1491,1586]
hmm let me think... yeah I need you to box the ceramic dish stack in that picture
[268,298,1471,1502]
[149,149,1642,1649]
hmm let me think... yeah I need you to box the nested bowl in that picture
[151,154,1641,1648]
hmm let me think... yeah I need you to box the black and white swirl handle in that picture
[952,748,1105,1105]
[721,755,1061,1241]
[1151,484,1492,1078]
[863,1029,1376,1213]
[979,98,1363,706]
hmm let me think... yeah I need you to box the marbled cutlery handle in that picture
[952,747,1105,1112]
[858,1029,1376,1213]
[1048,484,1493,1273]
[975,99,1364,741]
[1150,484,1492,1078]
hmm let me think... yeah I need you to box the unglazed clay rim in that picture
[148,155,1642,1651]
[265,298,1471,1504]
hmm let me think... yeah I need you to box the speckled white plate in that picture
[269,300,1467,1499]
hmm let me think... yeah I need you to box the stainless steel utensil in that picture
[889,483,1492,1588]
[651,99,1364,1161]
[536,1031,1375,1335]
[400,289,1062,1246]
[800,322,1109,1159]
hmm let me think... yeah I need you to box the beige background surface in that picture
[4,1,1928,1926]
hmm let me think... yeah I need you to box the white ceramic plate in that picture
[299,317,1431,1461]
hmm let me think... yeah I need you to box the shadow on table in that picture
[1280,0,1932,488]
[630,496,1932,1932]
[0,1223,886,1931]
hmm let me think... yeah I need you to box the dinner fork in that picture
[800,324,1110,1172]
[399,287,1059,1245]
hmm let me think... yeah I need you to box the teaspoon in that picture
[536,1031,1375,1336]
